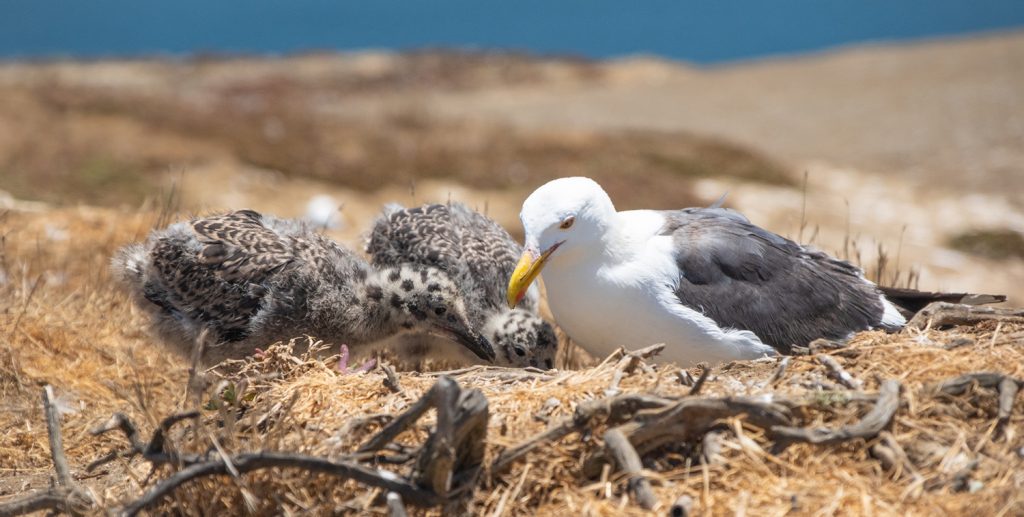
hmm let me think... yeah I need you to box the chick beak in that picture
[435,316,496,362]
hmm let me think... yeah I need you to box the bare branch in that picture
[491,394,675,475]
[0,491,76,517]
[120,452,442,516]
[604,428,657,510]
[688,365,712,396]
[386,492,408,517]
[382,363,402,394]
[771,379,900,446]
[932,372,1022,433]
[769,357,791,385]
[43,386,74,487]
[907,302,1024,330]
[818,355,862,390]
[997,376,1019,430]
[934,372,1019,395]
[0,386,93,517]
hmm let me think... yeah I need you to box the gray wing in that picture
[662,208,885,353]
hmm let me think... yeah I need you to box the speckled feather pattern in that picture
[113,210,493,365]
[367,203,556,367]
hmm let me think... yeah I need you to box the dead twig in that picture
[381,363,402,394]
[688,364,712,396]
[424,365,552,380]
[907,302,1024,330]
[818,355,863,390]
[88,411,202,472]
[607,344,666,396]
[676,369,695,387]
[0,386,94,517]
[44,386,74,487]
[701,430,726,465]
[359,376,488,496]
[771,379,900,448]
[933,372,1022,433]
[997,377,1019,431]
[386,492,408,517]
[604,428,657,510]
[491,393,675,475]
[769,357,791,385]
[120,452,442,516]
[808,339,847,354]
[584,397,792,477]
[870,431,919,482]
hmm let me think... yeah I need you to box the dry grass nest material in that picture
[1,208,1023,516]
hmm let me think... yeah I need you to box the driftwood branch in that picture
[120,452,442,516]
[0,386,94,517]
[769,357,791,385]
[584,396,792,477]
[933,372,1022,432]
[771,379,900,447]
[607,344,665,396]
[604,428,657,510]
[381,363,402,394]
[491,393,675,475]
[907,302,1024,330]
[934,372,1020,395]
[688,364,712,396]
[88,411,202,472]
[386,492,409,517]
[818,355,863,390]
[0,492,79,517]
[96,377,487,514]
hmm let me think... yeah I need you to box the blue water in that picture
[2,0,1023,64]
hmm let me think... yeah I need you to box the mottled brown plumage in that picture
[368,203,556,368]
[113,210,495,365]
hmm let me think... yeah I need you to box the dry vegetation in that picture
[0,52,789,213]
[1,200,1023,516]
[1,44,1023,515]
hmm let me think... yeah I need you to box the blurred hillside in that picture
[0,31,1022,301]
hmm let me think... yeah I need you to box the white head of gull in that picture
[507,177,906,366]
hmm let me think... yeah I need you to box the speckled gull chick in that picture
[112,209,495,365]
[367,203,557,368]
[507,177,907,367]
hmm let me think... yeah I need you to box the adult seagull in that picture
[506,177,907,366]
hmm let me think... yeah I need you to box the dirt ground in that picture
[1,31,1023,516]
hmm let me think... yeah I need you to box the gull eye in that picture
[559,216,575,230]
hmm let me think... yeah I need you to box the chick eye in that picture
[559,216,575,229]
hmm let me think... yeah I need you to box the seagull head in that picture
[507,177,615,308]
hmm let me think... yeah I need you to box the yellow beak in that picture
[507,244,558,308]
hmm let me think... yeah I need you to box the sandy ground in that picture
[2,33,1024,516]
[0,31,1021,301]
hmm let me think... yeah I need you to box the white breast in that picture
[542,211,776,367]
